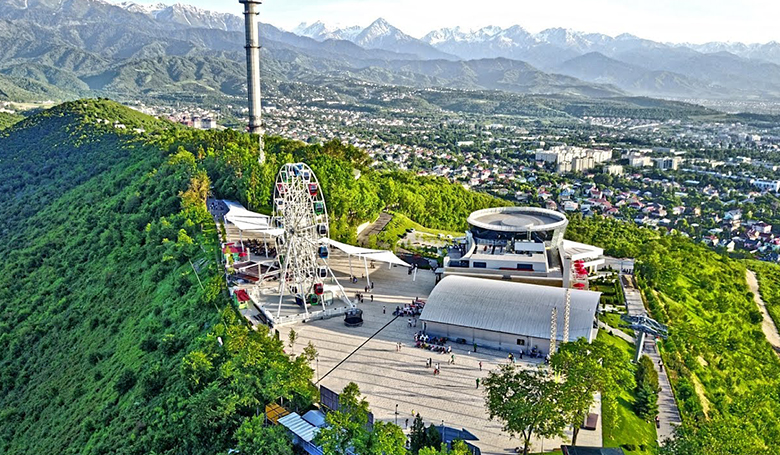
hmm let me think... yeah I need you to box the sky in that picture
[113,0,779,44]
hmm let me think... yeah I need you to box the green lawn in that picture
[373,211,464,252]
[599,312,636,338]
[599,331,658,455]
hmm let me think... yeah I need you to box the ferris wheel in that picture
[272,163,350,317]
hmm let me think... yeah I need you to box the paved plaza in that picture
[215,203,603,453]
[277,258,602,454]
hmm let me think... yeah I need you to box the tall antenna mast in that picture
[240,0,265,164]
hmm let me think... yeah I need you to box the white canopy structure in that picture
[321,238,412,286]
[224,201,283,235]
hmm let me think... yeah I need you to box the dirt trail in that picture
[746,270,780,354]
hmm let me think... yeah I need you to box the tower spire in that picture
[239,0,265,164]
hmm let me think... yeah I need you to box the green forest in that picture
[0,99,506,454]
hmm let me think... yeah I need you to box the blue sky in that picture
[112,0,778,44]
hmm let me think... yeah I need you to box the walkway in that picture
[620,273,682,444]
[746,270,780,355]
[357,212,393,247]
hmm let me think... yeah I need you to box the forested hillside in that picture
[0,99,508,454]
[0,111,22,129]
[568,216,780,454]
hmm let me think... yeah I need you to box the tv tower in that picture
[239,0,265,164]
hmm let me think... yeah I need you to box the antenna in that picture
[239,0,265,164]
[550,307,558,356]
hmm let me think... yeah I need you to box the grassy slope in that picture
[373,211,464,251]
[598,331,658,455]
[567,216,780,449]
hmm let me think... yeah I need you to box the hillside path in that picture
[746,270,780,354]
[620,273,682,444]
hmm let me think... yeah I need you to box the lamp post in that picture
[395,404,398,425]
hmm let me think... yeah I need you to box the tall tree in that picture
[314,382,405,455]
[551,338,633,445]
[482,365,569,455]
[235,417,294,455]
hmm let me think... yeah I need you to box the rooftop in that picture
[420,275,600,341]
[467,207,568,233]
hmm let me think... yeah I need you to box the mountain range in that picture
[0,0,779,107]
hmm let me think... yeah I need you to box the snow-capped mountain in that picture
[117,2,243,32]
[295,18,455,60]
[294,21,362,42]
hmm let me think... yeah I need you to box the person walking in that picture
[408,318,412,327]
[476,378,480,389]
[479,361,483,371]
[383,306,386,314]
[450,354,455,365]
[405,418,409,429]
[370,294,374,302]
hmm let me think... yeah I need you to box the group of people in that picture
[507,348,550,364]
[394,298,425,317]
[426,358,441,375]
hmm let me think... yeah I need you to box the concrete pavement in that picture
[278,262,602,454]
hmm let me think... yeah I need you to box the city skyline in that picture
[109,0,780,45]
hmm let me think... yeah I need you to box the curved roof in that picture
[467,207,568,233]
[420,276,599,342]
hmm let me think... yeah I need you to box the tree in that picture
[661,417,767,455]
[409,414,428,454]
[288,328,298,355]
[418,440,471,455]
[636,355,660,392]
[235,416,294,455]
[409,414,443,454]
[314,383,406,455]
[635,384,659,421]
[302,341,318,364]
[551,338,633,445]
[482,365,569,455]
[314,382,371,455]
[364,421,407,455]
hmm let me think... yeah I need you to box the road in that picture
[619,273,682,444]
[746,270,780,355]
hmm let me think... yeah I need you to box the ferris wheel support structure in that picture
[272,163,352,319]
